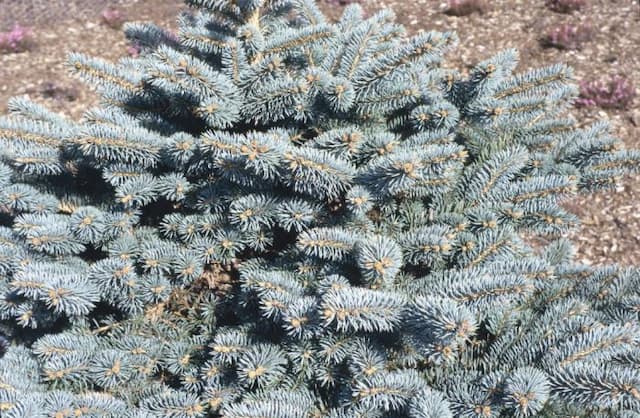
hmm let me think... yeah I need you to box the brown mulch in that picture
[0,0,639,266]
[0,0,184,118]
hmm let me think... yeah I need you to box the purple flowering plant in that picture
[541,22,592,50]
[0,24,34,54]
[575,75,636,110]
[101,7,127,29]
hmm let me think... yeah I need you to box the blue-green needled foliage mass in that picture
[1,0,640,416]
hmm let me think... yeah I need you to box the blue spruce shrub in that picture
[0,0,639,416]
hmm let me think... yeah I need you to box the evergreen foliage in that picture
[1,0,639,416]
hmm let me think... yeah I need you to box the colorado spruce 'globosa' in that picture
[1,0,639,417]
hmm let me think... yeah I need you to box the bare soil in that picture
[1,0,639,266]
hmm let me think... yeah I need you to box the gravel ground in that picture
[1,0,639,266]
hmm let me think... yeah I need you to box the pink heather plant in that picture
[575,75,636,110]
[546,0,587,13]
[0,24,34,54]
[541,22,592,50]
[101,7,127,29]
[444,0,486,16]
[127,42,142,57]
